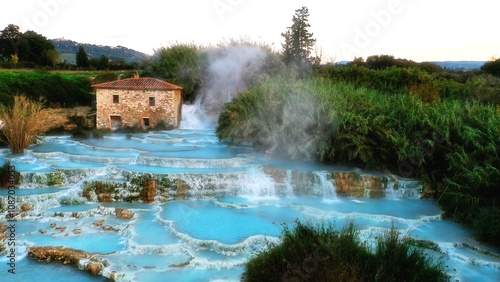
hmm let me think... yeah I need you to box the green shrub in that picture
[58,195,87,205]
[90,128,111,139]
[92,72,118,84]
[481,58,500,77]
[472,206,500,242]
[117,124,146,134]
[149,43,207,102]
[244,220,448,281]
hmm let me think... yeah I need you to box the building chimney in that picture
[133,71,139,79]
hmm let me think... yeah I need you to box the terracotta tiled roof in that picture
[92,77,183,90]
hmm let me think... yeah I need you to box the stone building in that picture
[92,73,183,130]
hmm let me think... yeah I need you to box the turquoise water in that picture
[0,187,65,196]
[0,123,498,282]
[46,203,100,212]
[14,259,109,282]
[7,161,54,172]
[115,163,248,173]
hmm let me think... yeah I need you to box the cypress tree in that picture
[281,6,316,66]
[76,45,89,68]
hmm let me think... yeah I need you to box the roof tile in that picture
[92,77,182,90]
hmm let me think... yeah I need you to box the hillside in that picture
[431,61,486,70]
[51,38,147,64]
[336,60,486,70]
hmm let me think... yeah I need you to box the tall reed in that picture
[0,95,48,153]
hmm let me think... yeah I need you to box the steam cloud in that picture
[188,45,268,127]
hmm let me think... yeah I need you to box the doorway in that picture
[110,116,122,130]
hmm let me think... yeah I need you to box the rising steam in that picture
[180,44,267,129]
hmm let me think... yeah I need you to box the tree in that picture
[76,45,89,68]
[151,43,207,102]
[46,49,60,68]
[18,30,56,66]
[90,54,110,70]
[0,24,22,58]
[10,54,18,67]
[281,6,316,66]
[481,58,500,77]
[97,54,110,70]
[0,25,57,67]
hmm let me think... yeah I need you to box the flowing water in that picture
[0,105,499,281]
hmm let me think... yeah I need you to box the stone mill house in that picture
[92,73,183,130]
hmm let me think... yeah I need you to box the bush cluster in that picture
[245,220,448,281]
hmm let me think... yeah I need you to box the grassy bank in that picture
[317,64,500,105]
[0,70,95,107]
[244,221,448,281]
[217,76,500,244]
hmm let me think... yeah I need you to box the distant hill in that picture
[334,60,486,70]
[431,61,486,70]
[51,38,147,64]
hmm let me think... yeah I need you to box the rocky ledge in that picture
[26,246,120,279]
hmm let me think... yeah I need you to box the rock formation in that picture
[27,246,109,277]
[142,179,157,203]
[115,208,134,219]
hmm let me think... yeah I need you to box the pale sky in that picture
[1,0,499,62]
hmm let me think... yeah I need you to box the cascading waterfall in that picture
[180,103,212,130]
[385,179,398,200]
[237,168,276,197]
[316,171,337,199]
[283,170,294,196]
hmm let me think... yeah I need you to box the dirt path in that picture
[44,106,93,130]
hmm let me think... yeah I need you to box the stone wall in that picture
[95,88,182,129]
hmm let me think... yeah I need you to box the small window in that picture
[143,118,150,127]
[149,97,155,106]
[113,95,119,103]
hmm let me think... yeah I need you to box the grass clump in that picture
[244,220,448,282]
[0,95,49,153]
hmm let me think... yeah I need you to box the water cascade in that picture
[1,45,499,280]
[0,109,498,281]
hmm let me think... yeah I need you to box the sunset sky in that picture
[1,0,499,62]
